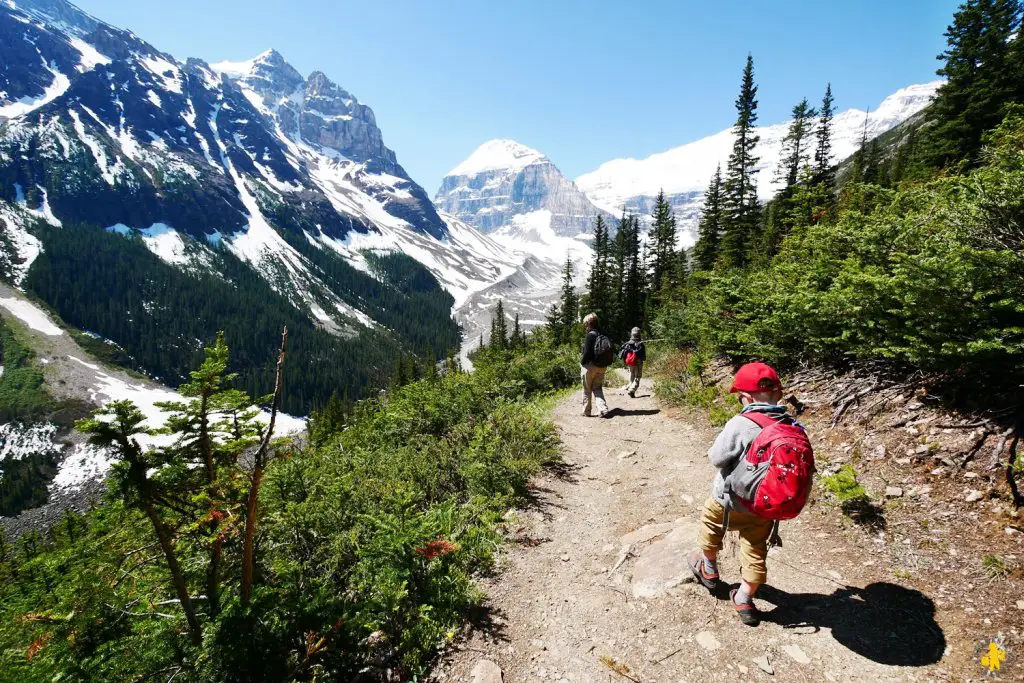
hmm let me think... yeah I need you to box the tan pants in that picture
[698,497,773,585]
[580,364,608,416]
[627,362,643,395]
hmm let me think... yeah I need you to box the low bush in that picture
[0,333,576,681]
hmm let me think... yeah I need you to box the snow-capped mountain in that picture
[576,82,941,243]
[0,0,519,351]
[433,140,603,354]
[435,139,613,238]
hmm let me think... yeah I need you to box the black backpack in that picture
[593,333,615,367]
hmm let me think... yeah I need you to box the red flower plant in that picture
[415,538,458,562]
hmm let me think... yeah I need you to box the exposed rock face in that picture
[436,139,612,237]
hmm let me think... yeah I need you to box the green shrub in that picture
[0,332,574,681]
[657,110,1024,397]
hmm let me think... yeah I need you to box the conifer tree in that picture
[619,216,645,334]
[720,54,762,269]
[776,99,816,189]
[557,259,578,341]
[813,83,836,189]
[648,190,678,300]
[926,0,1021,167]
[545,303,563,346]
[584,215,613,326]
[424,344,438,380]
[510,311,523,349]
[491,300,509,350]
[77,402,203,645]
[609,212,630,335]
[692,165,724,271]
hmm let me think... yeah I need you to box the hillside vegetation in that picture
[0,329,579,682]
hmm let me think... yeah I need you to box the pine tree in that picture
[812,83,836,189]
[648,190,678,301]
[619,216,645,334]
[609,212,630,335]
[776,99,816,189]
[492,300,509,350]
[692,165,724,271]
[509,312,523,349]
[584,215,613,327]
[557,258,578,342]
[545,303,563,346]
[925,0,1022,167]
[424,344,438,380]
[720,55,762,269]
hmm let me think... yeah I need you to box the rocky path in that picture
[432,374,959,683]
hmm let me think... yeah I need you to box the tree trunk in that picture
[145,502,202,645]
[241,327,288,605]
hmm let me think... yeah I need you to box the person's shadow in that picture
[604,407,661,418]
[749,582,946,666]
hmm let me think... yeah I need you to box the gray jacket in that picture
[709,403,790,510]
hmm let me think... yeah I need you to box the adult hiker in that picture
[579,312,615,417]
[687,362,815,626]
[618,327,646,398]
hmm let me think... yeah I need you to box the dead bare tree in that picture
[241,327,288,605]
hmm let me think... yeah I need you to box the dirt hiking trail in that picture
[432,372,981,683]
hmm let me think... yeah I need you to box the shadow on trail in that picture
[463,599,511,645]
[754,582,946,666]
[516,460,581,518]
[604,408,661,418]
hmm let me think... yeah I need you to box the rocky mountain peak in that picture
[436,139,610,238]
[447,139,548,178]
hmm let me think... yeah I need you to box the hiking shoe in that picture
[730,588,761,626]
[687,549,719,592]
[627,391,635,398]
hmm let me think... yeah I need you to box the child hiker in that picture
[618,327,646,398]
[688,362,814,626]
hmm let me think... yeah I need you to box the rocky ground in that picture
[430,369,1023,682]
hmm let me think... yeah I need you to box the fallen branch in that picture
[959,430,992,468]
[989,427,1016,471]
[935,421,995,429]
[1006,431,1022,509]
[600,655,641,682]
[831,382,879,427]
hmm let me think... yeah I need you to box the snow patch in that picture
[0,296,63,336]
[69,37,111,72]
[0,423,60,461]
[0,59,70,119]
[448,139,547,177]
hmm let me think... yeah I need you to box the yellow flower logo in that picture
[981,641,1007,674]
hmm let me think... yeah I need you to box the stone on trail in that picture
[753,654,774,675]
[470,659,503,683]
[629,523,699,598]
[696,631,720,651]
[680,494,694,505]
[1016,599,1024,610]
[783,644,811,664]
[884,486,903,498]
[965,489,984,503]
[619,522,676,549]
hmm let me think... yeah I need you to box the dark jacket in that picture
[580,329,599,366]
[619,340,646,363]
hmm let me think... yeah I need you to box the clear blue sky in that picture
[74,0,961,194]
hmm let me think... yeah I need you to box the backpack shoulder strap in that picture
[741,411,786,429]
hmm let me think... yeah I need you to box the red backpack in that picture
[727,412,815,520]
[624,351,638,367]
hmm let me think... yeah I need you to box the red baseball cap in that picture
[730,362,781,393]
